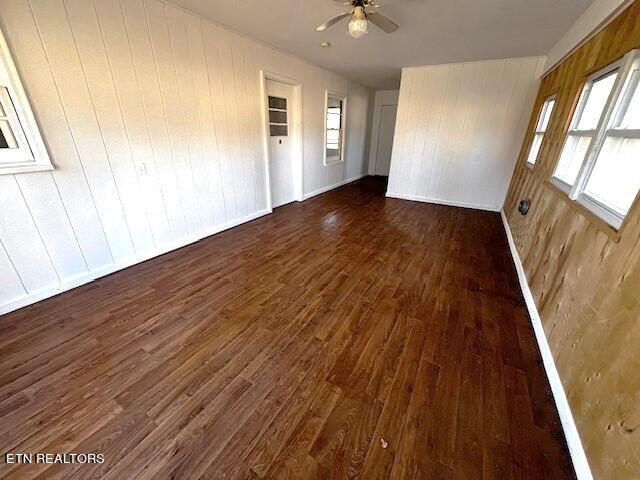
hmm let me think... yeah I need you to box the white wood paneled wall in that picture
[0,0,370,314]
[387,57,545,211]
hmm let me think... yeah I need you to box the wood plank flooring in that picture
[0,177,575,479]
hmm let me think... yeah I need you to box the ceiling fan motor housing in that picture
[319,0,397,36]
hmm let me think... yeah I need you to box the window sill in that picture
[324,158,344,166]
[544,180,624,242]
[0,163,54,175]
[577,194,624,230]
[550,176,572,194]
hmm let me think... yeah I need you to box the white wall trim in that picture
[303,173,366,200]
[0,208,271,316]
[500,210,593,480]
[1,168,369,317]
[386,191,500,212]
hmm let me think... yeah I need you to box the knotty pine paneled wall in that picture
[386,56,545,211]
[0,0,371,314]
[504,2,640,478]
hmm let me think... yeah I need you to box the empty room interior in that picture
[1,0,639,478]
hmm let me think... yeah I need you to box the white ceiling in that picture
[169,0,594,89]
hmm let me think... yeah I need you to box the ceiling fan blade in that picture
[367,12,399,33]
[316,12,351,32]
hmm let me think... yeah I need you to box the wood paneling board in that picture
[13,173,88,280]
[504,2,640,478]
[65,0,156,256]
[0,177,574,479]
[0,0,113,272]
[31,0,136,262]
[387,57,545,211]
[92,0,173,247]
[0,238,26,301]
[0,176,59,291]
[0,0,371,313]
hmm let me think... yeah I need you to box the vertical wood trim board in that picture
[501,210,593,480]
[0,0,371,315]
[386,56,545,211]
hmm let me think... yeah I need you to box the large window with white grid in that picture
[552,50,640,229]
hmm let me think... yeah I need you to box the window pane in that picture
[576,71,617,130]
[268,110,287,124]
[270,124,287,137]
[617,68,640,129]
[327,112,341,130]
[554,135,591,185]
[539,99,555,131]
[584,136,640,215]
[0,120,18,149]
[326,129,340,144]
[268,96,287,110]
[527,133,544,165]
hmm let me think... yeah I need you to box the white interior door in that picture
[266,79,296,208]
[375,104,398,176]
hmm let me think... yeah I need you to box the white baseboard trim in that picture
[386,191,500,212]
[303,173,367,200]
[4,171,369,316]
[0,208,271,316]
[500,210,593,480]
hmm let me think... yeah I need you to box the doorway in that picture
[264,77,301,209]
[374,104,398,176]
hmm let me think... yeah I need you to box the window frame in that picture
[526,94,556,167]
[323,91,347,166]
[0,27,53,175]
[551,49,640,230]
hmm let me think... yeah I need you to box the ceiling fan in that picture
[316,0,399,39]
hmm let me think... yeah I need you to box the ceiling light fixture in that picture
[320,41,331,48]
[348,6,368,39]
[316,1,397,39]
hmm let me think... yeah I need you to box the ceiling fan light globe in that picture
[348,7,368,38]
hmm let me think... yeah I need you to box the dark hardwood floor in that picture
[0,177,575,479]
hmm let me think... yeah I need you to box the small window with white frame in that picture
[324,92,346,165]
[0,28,53,175]
[552,49,640,229]
[526,95,556,166]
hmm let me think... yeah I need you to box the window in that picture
[526,95,556,166]
[552,50,640,229]
[0,28,52,174]
[268,96,288,137]
[324,92,346,164]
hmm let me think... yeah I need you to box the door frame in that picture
[373,103,398,176]
[259,70,304,211]
[368,90,399,176]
